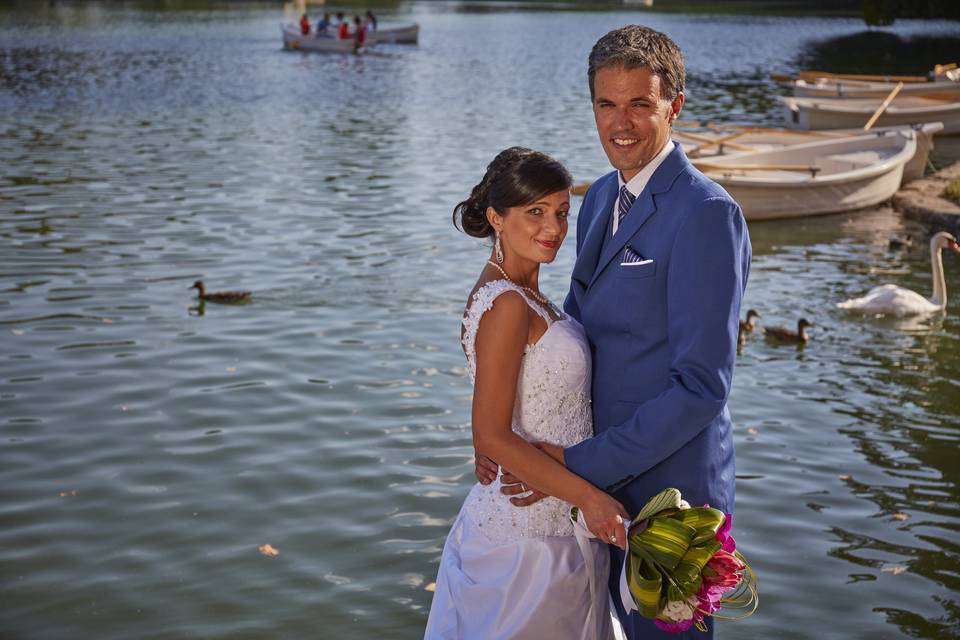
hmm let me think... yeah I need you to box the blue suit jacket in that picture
[564,143,751,518]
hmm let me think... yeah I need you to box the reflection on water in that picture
[1,3,959,639]
[797,29,960,76]
[724,204,960,638]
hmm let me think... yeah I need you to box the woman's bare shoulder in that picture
[465,279,529,336]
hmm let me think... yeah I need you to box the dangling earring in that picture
[494,232,504,264]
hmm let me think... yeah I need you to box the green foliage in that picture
[943,178,960,207]
[635,488,682,523]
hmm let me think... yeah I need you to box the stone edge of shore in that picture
[893,161,960,235]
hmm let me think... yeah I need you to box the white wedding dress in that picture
[424,280,613,640]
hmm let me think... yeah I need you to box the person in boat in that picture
[353,16,366,50]
[299,13,310,36]
[364,10,378,31]
[338,15,350,40]
[314,12,331,36]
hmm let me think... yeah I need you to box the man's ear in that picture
[669,92,685,123]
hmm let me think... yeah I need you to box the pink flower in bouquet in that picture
[702,549,743,597]
[653,617,695,634]
[695,549,744,624]
[696,582,724,614]
[715,512,736,552]
[708,549,744,576]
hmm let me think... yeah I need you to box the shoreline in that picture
[893,161,960,236]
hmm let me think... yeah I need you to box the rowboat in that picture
[284,22,419,48]
[692,128,917,220]
[281,24,372,53]
[675,122,942,184]
[779,63,957,85]
[367,23,419,45]
[780,95,960,134]
[787,78,960,100]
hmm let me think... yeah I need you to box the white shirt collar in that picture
[617,139,675,197]
[612,139,674,235]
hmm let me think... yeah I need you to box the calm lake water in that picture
[1,3,959,638]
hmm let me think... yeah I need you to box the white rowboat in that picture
[367,23,419,44]
[282,22,418,51]
[780,95,960,134]
[789,78,960,100]
[281,24,371,53]
[693,129,917,220]
[675,122,942,184]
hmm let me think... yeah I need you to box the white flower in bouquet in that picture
[661,599,695,622]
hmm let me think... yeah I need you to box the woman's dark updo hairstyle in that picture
[453,147,572,239]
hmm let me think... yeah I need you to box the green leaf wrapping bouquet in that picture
[572,488,758,634]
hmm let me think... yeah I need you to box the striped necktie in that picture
[617,184,636,231]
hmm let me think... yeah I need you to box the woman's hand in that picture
[579,489,629,551]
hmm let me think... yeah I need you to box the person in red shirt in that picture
[338,20,349,39]
[299,13,310,35]
[353,16,366,50]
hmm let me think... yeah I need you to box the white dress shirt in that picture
[612,139,675,236]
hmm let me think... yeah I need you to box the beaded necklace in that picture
[486,260,552,309]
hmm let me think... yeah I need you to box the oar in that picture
[572,161,822,194]
[863,82,904,131]
[795,70,927,83]
[675,130,756,153]
[693,162,822,178]
[571,183,591,196]
[765,128,848,138]
[674,118,717,129]
[676,120,846,137]
[934,62,958,76]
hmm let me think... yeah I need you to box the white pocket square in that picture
[620,258,654,267]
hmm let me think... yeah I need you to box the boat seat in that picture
[819,150,883,172]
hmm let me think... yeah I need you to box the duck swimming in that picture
[738,309,760,347]
[763,318,813,344]
[837,231,959,317]
[191,281,252,304]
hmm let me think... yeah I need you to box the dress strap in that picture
[461,279,555,382]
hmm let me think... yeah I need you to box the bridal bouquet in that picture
[573,488,758,634]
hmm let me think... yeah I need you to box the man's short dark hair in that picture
[588,25,685,101]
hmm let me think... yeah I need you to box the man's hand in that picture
[497,441,565,507]
[499,470,547,507]
[475,454,498,485]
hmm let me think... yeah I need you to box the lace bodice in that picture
[460,279,593,543]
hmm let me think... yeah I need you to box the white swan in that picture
[837,231,960,317]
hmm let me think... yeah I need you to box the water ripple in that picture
[1,4,959,639]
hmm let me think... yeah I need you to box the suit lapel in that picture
[571,175,617,294]
[588,144,690,288]
[591,190,657,288]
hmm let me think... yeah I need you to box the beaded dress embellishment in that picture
[460,280,593,544]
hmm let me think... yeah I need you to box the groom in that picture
[477,25,750,639]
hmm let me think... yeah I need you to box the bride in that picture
[424,148,627,639]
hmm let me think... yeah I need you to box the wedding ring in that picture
[609,533,617,543]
